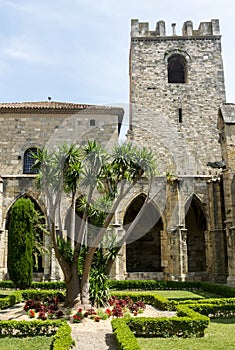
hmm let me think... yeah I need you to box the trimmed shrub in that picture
[112,318,141,350]
[185,302,235,318]
[0,291,23,310]
[0,280,66,290]
[200,282,235,297]
[127,315,209,338]
[0,319,62,337]
[7,198,35,289]
[0,281,15,289]
[51,321,75,350]
[109,279,202,291]
[21,289,65,302]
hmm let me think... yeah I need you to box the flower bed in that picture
[23,297,64,320]
[72,296,146,323]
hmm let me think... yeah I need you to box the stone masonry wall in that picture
[0,110,119,175]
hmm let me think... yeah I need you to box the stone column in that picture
[107,223,126,280]
[180,228,188,276]
[210,228,227,283]
[160,229,171,279]
[0,230,8,280]
[226,226,235,286]
[169,225,188,281]
[50,248,63,281]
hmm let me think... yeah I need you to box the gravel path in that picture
[70,318,118,350]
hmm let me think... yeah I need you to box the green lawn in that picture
[0,336,53,350]
[138,317,235,350]
[114,290,221,299]
[154,289,220,299]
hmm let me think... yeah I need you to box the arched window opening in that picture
[168,54,187,83]
[23,148,38,174]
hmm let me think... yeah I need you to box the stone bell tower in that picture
[125,19,228,283]
[129,19,226,175]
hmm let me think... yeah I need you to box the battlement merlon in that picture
[131,19,220,37]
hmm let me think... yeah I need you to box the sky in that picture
[0,0,235,106]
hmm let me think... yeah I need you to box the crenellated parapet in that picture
[131,19,220,38]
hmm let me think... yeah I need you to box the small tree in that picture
[7,198,35,289]
[33,141,157,307]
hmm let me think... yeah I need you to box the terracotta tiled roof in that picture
[0,101,91,109]
[0,101,124,117]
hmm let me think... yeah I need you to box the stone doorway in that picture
[124,194,163,273]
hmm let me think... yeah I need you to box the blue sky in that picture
[0,0,234,105]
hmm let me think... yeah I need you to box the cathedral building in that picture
[1,19,235,285]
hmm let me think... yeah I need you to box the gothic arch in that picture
[5,194,46,273]
[185,194,207,272]
[123,193,163,272]
[4,193,46,230]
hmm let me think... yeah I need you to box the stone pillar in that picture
[50,248,63,281]
[109,244,127,280]
[180,228,188,276]
[107,223,126,280]
[160,229,171,279]
[0,230,8,280]
[43,232,52,279]
[210,228,227,283]
[226,226,235,286]
[169,226,188,281]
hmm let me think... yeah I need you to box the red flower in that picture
[73,314,83,323]
[105,308,112,317]
[28,309,35,318]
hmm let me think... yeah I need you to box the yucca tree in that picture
[33,141,157,307]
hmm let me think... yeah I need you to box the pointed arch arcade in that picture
[123,194,163,273]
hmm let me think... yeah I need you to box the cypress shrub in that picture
[7,198,35,289]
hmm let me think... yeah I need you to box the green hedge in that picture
[0,291,23,310]
[185,302,235,318]
[0,319,62,337]
[128,315,209,338]
[109,279,202,291]
[180,297,235,305]
[21,289,65,302]
[112,318,141,350]
[0,319,74,349]
[0,281,15,289]
[51,321,75,350]
[112,311,209,348]
[0,280,66,290]
[200,283,235,297]
[0,290,65,310]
